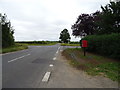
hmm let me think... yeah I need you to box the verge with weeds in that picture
[2,43,28,54]
[62,48,120,82]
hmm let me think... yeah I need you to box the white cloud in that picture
[0,0,109,41]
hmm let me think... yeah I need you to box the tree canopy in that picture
[71,14,94,37]
[96,1,120,34]
[59,29,71,43]
[0,13,15,48]
[71,1,120,37]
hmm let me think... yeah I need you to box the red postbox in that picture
[82,40,88,47]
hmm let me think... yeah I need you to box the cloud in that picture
[0,0,110,41]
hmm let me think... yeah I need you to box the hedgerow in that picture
[81,33,120,59]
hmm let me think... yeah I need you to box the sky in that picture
[0,0,110,41]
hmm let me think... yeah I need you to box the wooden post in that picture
[84,47,86,56]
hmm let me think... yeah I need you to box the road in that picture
[2,44,118,88]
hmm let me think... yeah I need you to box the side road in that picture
[45,50,119,88]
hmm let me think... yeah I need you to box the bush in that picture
[81,33,120,59]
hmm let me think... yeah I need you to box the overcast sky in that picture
[0,0,110,41]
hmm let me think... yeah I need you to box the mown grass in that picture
[61,43,80,46]
[62,48,120,82]
[86,62,119,81]
[2,43,28,54]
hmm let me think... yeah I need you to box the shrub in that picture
[81,33,120,59]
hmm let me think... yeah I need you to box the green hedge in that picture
[81,33,120,59]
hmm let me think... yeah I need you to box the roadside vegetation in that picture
[81,33,120,59]
[1,13,15,48]
[2,43,28,54]
[71,2,120,59]
[65,1,120,82]
[61,1,120,83]
[62,48,120,82]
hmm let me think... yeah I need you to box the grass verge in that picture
[61,43,80,46]
[1,44,28,54]
[62,48,120,82]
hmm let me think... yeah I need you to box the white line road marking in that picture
[56,51,58,54]
[49,64,53,67]
[53,57,56,60]
[58,47,60,50]
[42,72,51,82]
[8,54,30,63]
[56,47,60,54]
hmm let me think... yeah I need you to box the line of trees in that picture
[0,13,15,48]
[71,1,120,59]
[16,41,59,44]
[71,1,120,37]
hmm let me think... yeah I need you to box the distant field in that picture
[16,41,58,46]
[17,43,57,46]
[62,48,120,82]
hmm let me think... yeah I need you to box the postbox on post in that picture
[82,40,88,47]
[82,40,88,56]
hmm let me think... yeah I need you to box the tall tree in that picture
[71,1,120,37]
[96,1,120,34]
[59,29,71,43]
[71,13,99,37]
[0,13,15,48]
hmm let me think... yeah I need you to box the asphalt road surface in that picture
[2,44,118,88]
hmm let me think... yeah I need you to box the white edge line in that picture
[8,54,30,63]
[56,51,58,54]
[42,72,51,82]
[58,47,60,50]
[55,47,60,54]
[49,64,53,67]
[53,57,56,60]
